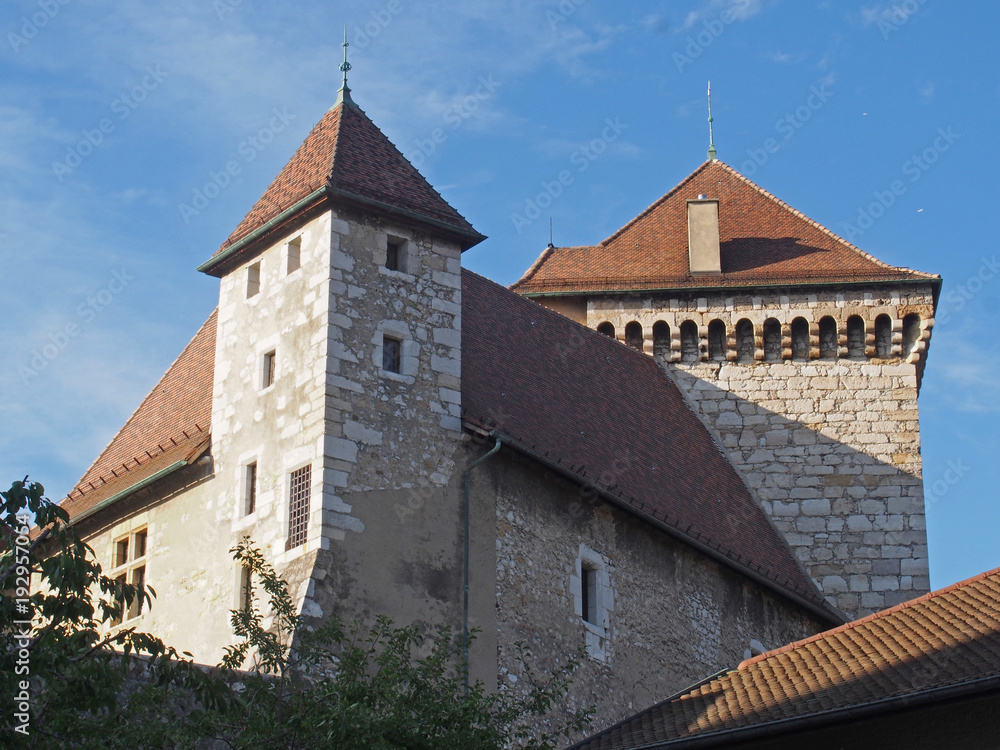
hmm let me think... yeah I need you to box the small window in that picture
[287,464,312,550]
[133,529,147,560]
[286,237,301,274]
[129,566,146,619]
[111,573,127,626]
[596,322,615,338]
[262,351,276,389]
[581,566,598,626]
[386,236,406,272]
[382,335,401,374]
[902,313,921,356]
[624,322,643,351]
[247,262,261,298]
[244,462,258,515]
[115,538,129,568]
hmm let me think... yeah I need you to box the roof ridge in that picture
[512,245,555,288]
[739,565,1000,670]
[714,160,938,280]
[69,310,218,497]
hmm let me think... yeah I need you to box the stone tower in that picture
[513,160,940,618]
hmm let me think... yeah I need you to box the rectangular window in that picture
[133,529,147,560]
[385,237,405,272]
[247,262,261,298]
[286,464,311,550]
[262,351,276,389]
[287,237,301,274]
[581,566,597,626]
[115,538,129,568]
[129,566,146,619]
[245,462,258,515]
[111,573,127,626]
[382,335,401,374]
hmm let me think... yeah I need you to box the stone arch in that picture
[624,321,643,351]
[597,322,615,338]
[652,321,670,360]
[763,318,781,362]
[819,316,838,359]
[708,319,726,361]
[735,319,755,362]
[902,313,922,356]
[791,317,810,360]
[680,320,699,362]
[875,314,893,358]
[847,315,866,358]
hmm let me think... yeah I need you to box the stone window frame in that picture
[246,261,261,299]
[373,320,418,384]
[243,459,259,516]
[377,232,416,280]
[108,525,150,627]
[570,544,614,662]
[261,349,277,390]
[285,235,302,275]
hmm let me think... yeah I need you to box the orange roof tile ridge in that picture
[713,161,938,280]
[67,310,218,499]
[512,245,555,288]
[738,565,1000,671]
[326,101,348,190]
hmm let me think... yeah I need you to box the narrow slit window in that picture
[382,335,401,374]
[386,237,406,272]
[129,566,146,619]
[111,573,127,626]
[245,462,258,515]
[287,464,311,550]
[286,237,301,274]
[247,262,261,298]
[581,566,598,626]
[239,566,253,611]
[262,351,276,389]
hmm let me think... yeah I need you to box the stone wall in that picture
[484,449,828,739]
[583,285,936,618]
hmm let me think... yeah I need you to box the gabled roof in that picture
[462,270,836,621]
[201,99,483,276]
[569,566,1000,750]
[60,311,216,521]
[513,160,939,295]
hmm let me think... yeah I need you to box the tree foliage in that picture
[1,479,592,748]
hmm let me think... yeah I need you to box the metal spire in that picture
[707,81,717,161]
[336,25,355,106]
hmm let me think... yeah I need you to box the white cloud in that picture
[681,0,764,31]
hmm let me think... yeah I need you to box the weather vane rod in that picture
[707,81,717,161]
[336,25,355,106]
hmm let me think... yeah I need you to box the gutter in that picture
[623,673,1000,750]
[484,429,840,627]
[461,434,502,691]
[67,461,189,528]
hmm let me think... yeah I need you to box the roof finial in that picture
[336,25,356,107]
[707,81,717,162]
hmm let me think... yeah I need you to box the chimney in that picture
[687,195,721,275]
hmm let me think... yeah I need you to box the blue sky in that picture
[2,0,997,591]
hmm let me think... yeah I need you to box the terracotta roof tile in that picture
[513,160,939,295]
[215,101,477,257]
[569,566,1000,749]
[462,270,835,618]
[61,311,216,519]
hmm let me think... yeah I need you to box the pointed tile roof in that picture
[513,160,939,295]
[202,99,483,275]
[569,565,1000,749]
[462,270,837,622]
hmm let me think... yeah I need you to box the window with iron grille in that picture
[286,464,311,550]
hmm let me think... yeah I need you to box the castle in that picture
[58,77,939,734]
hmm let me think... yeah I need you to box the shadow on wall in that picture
[660,364,928,618]
[720,237,831,274]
